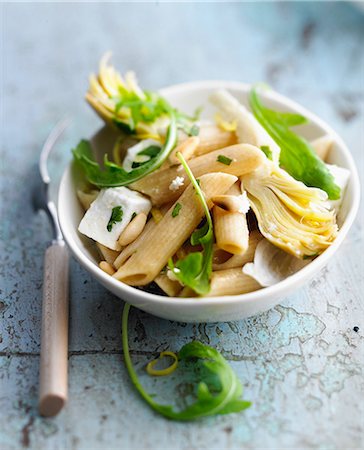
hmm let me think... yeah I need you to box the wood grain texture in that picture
[0,2,363,449]
[38,243,69,417]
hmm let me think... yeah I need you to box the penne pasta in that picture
[155,273,183,297]
[168,136,200,166]
[206,268,262,297]
[113,173,238,285]
[77,189,99,211]
[113,204,171,269]
[194,124,237,156]
[118,212,147,246]
[311,135,334,161]
[212,229,264,270]
[96,242,120,265]
[213,206,249,255]
[130,144,264,206]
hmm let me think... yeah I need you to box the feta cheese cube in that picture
[78,187,151,250]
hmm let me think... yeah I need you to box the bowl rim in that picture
[58,80,361,307]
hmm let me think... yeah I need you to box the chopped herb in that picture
[72,114,177,187]
[168,154,213,295]
[131,212,137,221]
[172,203,182,218]
[353,326,359,333]
[189,124,200,136]
[122,303,251,421]
[217,155,233,166]
[250,87,340,200]
[260,145,273,161]
[107,206,123,232]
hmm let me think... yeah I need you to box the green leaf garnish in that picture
[168,153,213,295]
[249,87,341,200]
[260,145,273,161]
[122,303,251,421]
[131,212,137,221]
[217,155,233,166]
[107,206,123,232]
[131,145,161,169]
[172,203,182,218]
[112,87,199,137]
[114,90,171,131]
[72,115,177,187]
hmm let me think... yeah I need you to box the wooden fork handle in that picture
[39,241,69,417]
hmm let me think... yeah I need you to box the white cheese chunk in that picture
[78,187,151,250]
[237,191,250,214]
[122,139,161,172]
[169,176,185,191]
[325,164,350,212]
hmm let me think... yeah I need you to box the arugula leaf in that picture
[107,206,123,232]
[168,153,213,296]
[131,145,161,168]
[217,155,233,166]
[122,303,251,421]
[72,115,177,187]
[171,203,182,218]
[249,87,341,200]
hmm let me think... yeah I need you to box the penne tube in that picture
[118,212,147,246]
[206,268,262,297]
[310,135,334,161]
[194,125,237,156]
[96,242,120,265]
[77,189,99,211]
[168,136,200,166]
[113,173,238,285]
[155,273,183,297]
[213,206,249,255]
[212,229,264,270]
[113,204,171,269]
[131,144,264,206]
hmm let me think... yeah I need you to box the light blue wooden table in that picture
[1,2,363,449]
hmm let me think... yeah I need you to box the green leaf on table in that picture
[121,304,251,421]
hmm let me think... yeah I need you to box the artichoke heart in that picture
[241,163,338,258]
[85,52,169,140]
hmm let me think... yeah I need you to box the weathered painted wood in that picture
[1,2,363,449]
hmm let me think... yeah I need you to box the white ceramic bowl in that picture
[58,81,360,323]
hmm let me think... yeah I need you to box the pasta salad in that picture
[73,54,350,298]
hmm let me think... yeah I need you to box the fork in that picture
[35,119,70,417]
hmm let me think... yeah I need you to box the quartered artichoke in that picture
[241,162,338,258]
